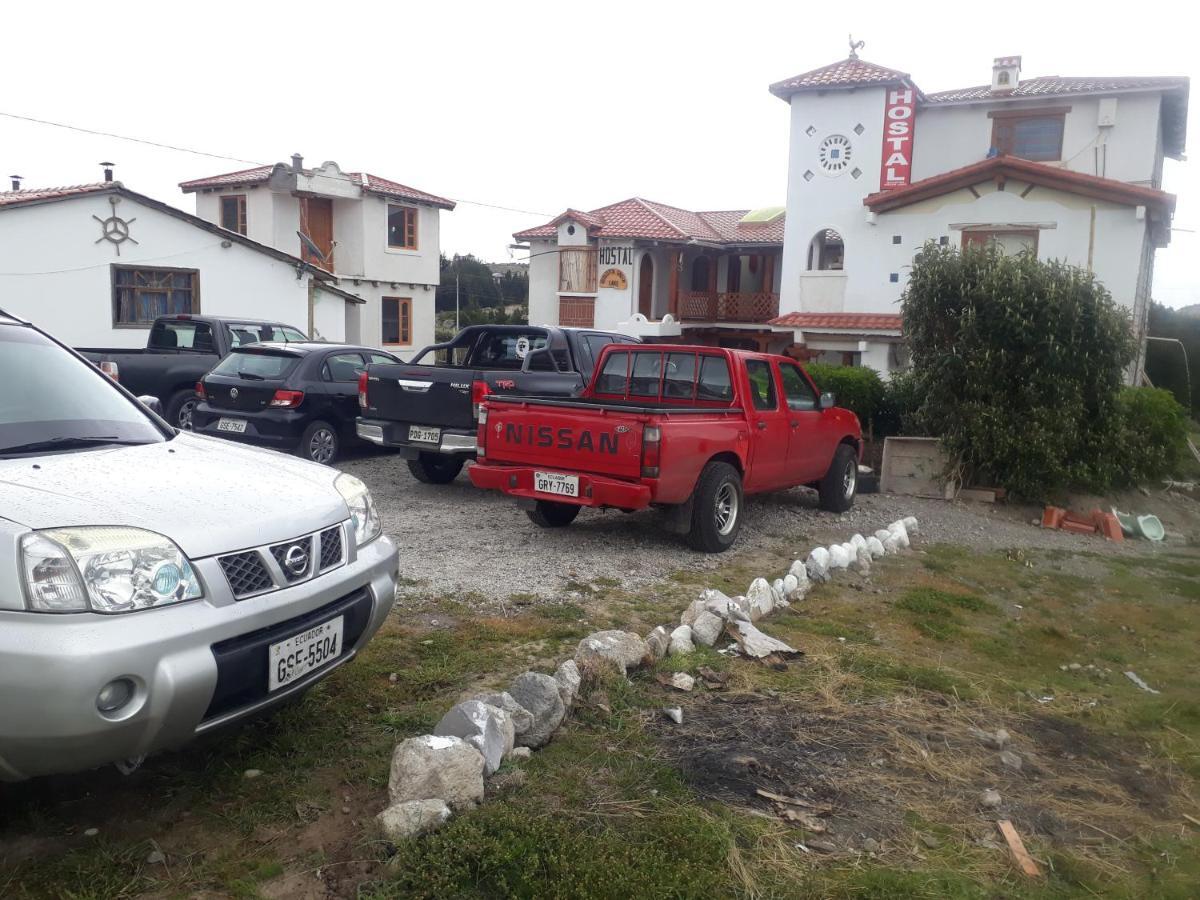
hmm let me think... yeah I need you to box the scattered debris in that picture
[970,727,1011,750]
[1124,671,1161,694]
[656,672,696,692]
[696,666,729,689]
[999,750,1023,772]
[146,849,167,865]
[979,789,1002,809]
[83,828,99,838]
[997,819,1042,877]
[725,619,802,660]
[663,707,684,724]
[243,769,263,779]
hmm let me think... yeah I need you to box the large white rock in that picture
[889,521,911,549]
[680,598,707,627]
[902,516,919,535]
[575,630,649,674]
[746,578,775,620]
[849,533,867,551]
[852,546,872,576]
[782,573,799,597]
[554,659,581,708]
[376,799,451,841]
[691,610,725,647]
[434,700,514,777]
[789,560,809,581]
[669,624,696,655]
[771,578,786,604]
[645,625,671,661]
[479,691,533,743]
[874,529,893,544]
[508,672,566,749]
[866,536,886,559]
[828,544,851,570]
[701,588,749,623]
[388,735,485,811]
[883,534,901,554]
[727,619,799,658]
[806,547,831,582]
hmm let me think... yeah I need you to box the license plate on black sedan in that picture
[268,616,343,691]
[217,417,247,433]
[534,471,580,498]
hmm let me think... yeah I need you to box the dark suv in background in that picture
[193,342,402,464]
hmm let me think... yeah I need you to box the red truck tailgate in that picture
[482,399,645,480]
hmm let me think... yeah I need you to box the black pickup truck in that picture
[79,315,308,429]
[356,324,637,484]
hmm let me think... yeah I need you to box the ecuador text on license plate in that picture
[217,417,247,433]
[268,616,344,691]
[534,471,579,498]
[408,425,441,444]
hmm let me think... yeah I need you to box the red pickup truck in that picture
[468,345,862,551]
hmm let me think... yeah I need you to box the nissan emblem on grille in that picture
[283,543,309,575]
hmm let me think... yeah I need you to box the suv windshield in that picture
[0,326,164,456]
[211,349,300,380]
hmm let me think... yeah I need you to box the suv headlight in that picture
[19,527,203,614]
[335,473,381,546]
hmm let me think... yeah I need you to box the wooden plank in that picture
[997,820,1041,877]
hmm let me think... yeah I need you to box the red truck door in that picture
[741,357,790,491]
[777,360,828,483]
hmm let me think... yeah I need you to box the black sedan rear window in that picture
[211,351,299,380]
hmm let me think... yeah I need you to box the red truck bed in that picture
[469,345,862,551]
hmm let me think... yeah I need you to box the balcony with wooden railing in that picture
[679,291,780,323]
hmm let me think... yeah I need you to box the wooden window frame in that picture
[220,194,247,235]
[558,246,598,293]
[110,264,200,329]
[382,296,412,346]
[988,107,1069,162]
[387,204,419,251]
[961,229,1040,255]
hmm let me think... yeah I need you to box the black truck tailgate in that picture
[362,364,473,427]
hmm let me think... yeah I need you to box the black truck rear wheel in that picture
[818,443,858,512]
[407,453,464,485]
[526,501,581,528]
[685,461,743,553]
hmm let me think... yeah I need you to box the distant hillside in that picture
[1176,303,1200,319]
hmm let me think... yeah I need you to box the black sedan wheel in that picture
[166,389,197,431]
[298,421,339,465]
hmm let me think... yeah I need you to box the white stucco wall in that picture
[527,239,558,326]
[336,280,436,356]
[0,193,339,347]
[912,92,1163,186]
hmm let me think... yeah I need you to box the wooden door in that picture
[300,198,334,269]
[638,255,654,317]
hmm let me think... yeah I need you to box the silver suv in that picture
[0,311,399,780]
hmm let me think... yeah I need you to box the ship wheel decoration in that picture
[94,195,138,256]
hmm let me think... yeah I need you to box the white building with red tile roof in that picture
[0,177,363,347]
[181,156,455,352]
[772,51,1188,378]
[514,197,787,348]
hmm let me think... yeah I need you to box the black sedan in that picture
[192,342,403,464]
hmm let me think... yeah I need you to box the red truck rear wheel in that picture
[527,501,581,528]
[686,461,743,553]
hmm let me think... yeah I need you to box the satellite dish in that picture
[297,230,327,262]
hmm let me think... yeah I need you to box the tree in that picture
[435,254,503,313]
[902,243,1137,497]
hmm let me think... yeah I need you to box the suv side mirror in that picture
[818,391,836,410]
[138,395,164,416]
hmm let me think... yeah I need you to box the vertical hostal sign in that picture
[879,87,916,190]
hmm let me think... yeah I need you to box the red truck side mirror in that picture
[818,391,836,410]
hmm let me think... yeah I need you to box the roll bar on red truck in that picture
[468,344,863,552]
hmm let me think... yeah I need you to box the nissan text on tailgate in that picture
[355,324,636,485]
[0,310,398,780]
[469,345,862,552]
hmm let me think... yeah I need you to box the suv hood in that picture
[0,432,348,558]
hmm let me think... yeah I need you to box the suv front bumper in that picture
[0,530,398,781]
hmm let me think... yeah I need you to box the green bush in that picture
[1113,386,1190,484]
[805,362,885,431]
[874,369,923,437]
[902,243,1136,498]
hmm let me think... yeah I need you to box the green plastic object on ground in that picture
[1111,508,1165,541]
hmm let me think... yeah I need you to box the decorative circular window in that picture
[817,134,853,175]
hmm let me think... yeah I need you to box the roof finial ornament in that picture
[848,35,865,59]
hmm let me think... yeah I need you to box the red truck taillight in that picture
[641,425,661,478]
[476,401,489,456]
[472,380,490,420]
[358,371,369,409]
[269,390,305,408]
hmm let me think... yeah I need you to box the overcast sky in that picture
[2,0,1196,307]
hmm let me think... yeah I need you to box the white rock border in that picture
[379,518,919,839]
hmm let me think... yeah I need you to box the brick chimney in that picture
[991,56,1021,93]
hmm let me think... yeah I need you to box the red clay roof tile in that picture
[0,183,114,206]
[769,312,903,332]
[925,74,1188,103]
[770,56,917,99]
[514,198,784,245]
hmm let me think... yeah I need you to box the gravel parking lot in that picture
[340,449,1176,603]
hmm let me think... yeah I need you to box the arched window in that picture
[690,256,711,291]
[807,229,844,271]
[997,70,1011,86]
